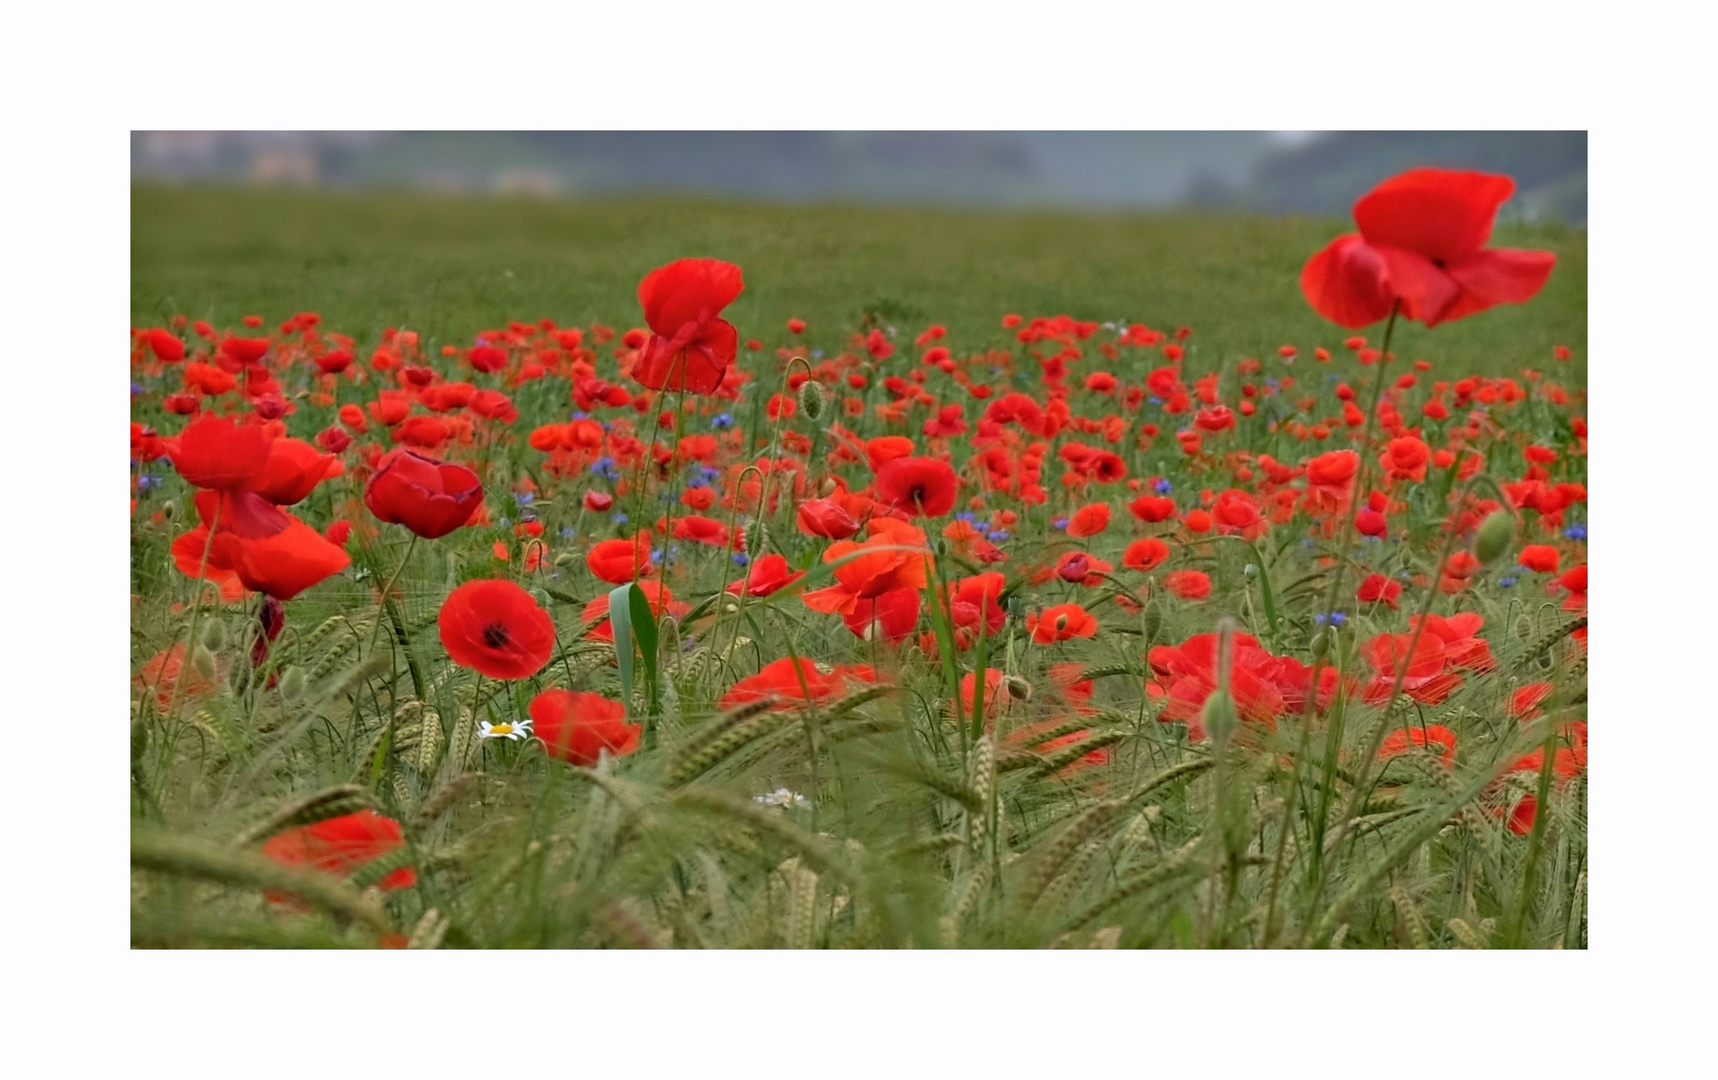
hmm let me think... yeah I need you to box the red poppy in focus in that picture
[632,258,745,394]
[260,810,415,901]
[874,456,958,518]
[529,690,640,766]
[1301,169,1556,328]
[364,448,485,540]
[212,514,351,601]
[797,497,863,539]
[438,579,556,679]
[1519,544,1560,573]
[1066,503,1110,538]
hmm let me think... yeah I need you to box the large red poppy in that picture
[260,810,415,899]
[873,456,958,518]
[631,258,744,394]
[438,579,556,680]
[1301,168,1556,328]
[166,413,276,491]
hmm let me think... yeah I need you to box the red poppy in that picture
[166,414,276,491]
[1355,572,1403,609]
[587,534,655,584]
[1066,503,1110,538]
[260,810,415,900]
[1026,603,1098,644]
[1519,544,1560,573]
[212,514,351,601]
[1378,725,1457,766]
[802,518,930,616]
[1301,168,1556,328]
[874,456,958,518]
[1123,537,1171,572]
[843,587,922,642]
[1129,495,1177,522]
[529,690,640,766]
[438,579,556,679]
[364,448,485,540]
[727,553,806,597]
[246,437,344,506]
[1164,570,1211,600]
[797,497,862,539]
[135,643,222,711]
[719,658,847,711]
[632,258,744,394]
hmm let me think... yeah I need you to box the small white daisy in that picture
[478,717,532,741]
[754,788,808,809]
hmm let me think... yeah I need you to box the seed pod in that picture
[159,500,176,521]
[798,379,826,422]
[192,645,218,681]
[201,619,226,653]
[554,551,578,567]
[1309,628,1330,663]
[1201,687,1238,744]
[1474,510,1515,565]
[278,666,307,703]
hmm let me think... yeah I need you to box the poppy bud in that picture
[1002,675,1033,702]
[554,551,578,567]
[1141,601,1162,643]
[1201,687,1238,745]
[1474,510,1515,565]
[160,499,176,521]
[192,645,218,681]
[201,619,226,653]
[131,719,149,764]
[278,665,306,703]
[798,378,826,421]
[1243,563,1259,581]
[1310,628,1330,663]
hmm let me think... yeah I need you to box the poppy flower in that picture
[135,643,222,711]
[529,690,640,766]
[801,518,930,617]
[797,497,862,539]
[1519,544,1561,573]
[364,448,485,540]
[1129,495,1177,523]
[1301,168,1556,328]
[720,658,849,711]
[1123,537,1171,572]
[1026,603,1098,644]
[246,437,344,506]
[1066,503,1111,538]
[1164,570,1211,600]
[1378,725,1457,766]
[1356,572,1403,609]
[438,579,556,680]
[843,587,922,642]
[166,414,276,491]
[1148,632,1291,739]
[727,553,805,597]
[259,810,415,900]
[631,258,744,394]
[581,580,685,642]
[874,456,958,518]
[587,534,656,584]
[212,515,351,601]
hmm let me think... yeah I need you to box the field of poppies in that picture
[130,170,1587,949]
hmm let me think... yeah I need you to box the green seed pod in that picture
[1309,628,1330,663]
[1141,601,1163,643]
[554,551,578,567]
[278,666,307,703]
[1474,510,1515,565]
[159,499,176,521]
[798,378,826,422]
[192,645,218,681]
[1201,687,1238,745]
[201,619,226,654]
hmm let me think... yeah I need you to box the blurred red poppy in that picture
[260,810,415,900]
[1301,168,1555,328]
[529,689,640,765]
[632,258,744,394]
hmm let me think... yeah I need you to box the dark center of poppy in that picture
[482,622,511,649]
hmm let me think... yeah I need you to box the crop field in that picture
[130,179,1587,949]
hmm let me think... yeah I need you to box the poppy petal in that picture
[1299,234,1394,329]
[1440,247,1557,322]
[1353,168,1515,264]
[1374,246,1462,327]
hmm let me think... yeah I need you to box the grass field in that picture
[130,182,1587,950]
[132,185,1586,378]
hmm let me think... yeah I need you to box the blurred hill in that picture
[132,131,1586,223]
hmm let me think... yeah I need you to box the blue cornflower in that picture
[1498,575,1518,588]
[1564,524,1587,541]
[732,552,750,567]
[136,474,161,492]
[712,413,734,430]
[130,382,145,396]
[1148,396,1164,407]
[987,530,1009,543]
[1154,478,1173,495]
[570,410,588,421]
[612,512,628,526]
[811,349,824,360]
[514,491,535,506]
[1051,517,1069,531]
